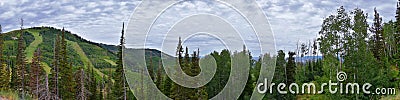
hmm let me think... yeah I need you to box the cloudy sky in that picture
[0,0,398,56]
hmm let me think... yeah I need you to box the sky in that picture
[0,0,398,56]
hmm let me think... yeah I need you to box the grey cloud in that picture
[0,0,397,55]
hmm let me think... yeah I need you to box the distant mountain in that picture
[1,27,172,78]
[294,56,323,62]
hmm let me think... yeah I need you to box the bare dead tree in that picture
[38,74,60,100]
[76,68,91,100]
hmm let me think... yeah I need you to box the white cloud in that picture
[0,11,15,19]
[0,0,398,55]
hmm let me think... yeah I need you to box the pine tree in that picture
[287,52,296,86]
[0,24,3,66]
[75,67,90,100]
[39,74,60,100]
[29,48,43,98]
[0,24,10,91]
[347,8,380,99]
[300,43,308,60]
[170,39,190,99]
[395,0,400,66]
[156,60,163,89]
[50,33,61,98]
[105,70,113,100]
[59,28,76,99]
[0,64,9,90]
[370,8,385,61]
[113,22,128,100]
[89,67,98,100]
[191,49,207,99]
[148,50,154,81]
[11,18,28,97]
[100,75,105,100]
[239,46,253,100]
[176,37,184,66]
[266,50,287,99]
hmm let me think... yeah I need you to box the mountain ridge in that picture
[1,26,173,78]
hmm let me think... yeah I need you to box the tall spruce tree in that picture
[370,8,386,61]
[191,49,207,99]
[170,45,190,99]
[29,48,43,98]
[12,18,28,98]
[286,52,296,87]
[267,50,287,99]
[105,70,113,100]
[59,28,76,99]
[89,67,99,100]
[39,74,60,100]
[50,33,61,98]
[0,24,10,91]
[75,67,90,100]
[395,0,400,66]
[113,22,128,100]
[0,63,9,91]
[156,60,163,89]
[148,50,155,81]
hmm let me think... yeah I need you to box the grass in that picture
[41,62,51,74]
[68,40,107,78]
[104,59,117,66]
[25,29,43,63]
[98,68,115,76]
[0,90,18,100]
[380,89,400,100]
[24,29,52,75]
[0,90,33,100]
[21,30,109,77]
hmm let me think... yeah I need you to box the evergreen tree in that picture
[0,24,10,91]
[161,76,172,97]
[112,22,128,100]
[105,70,113,100]
[191,49,207,99]
[370,8,386,61]
[170,37,184,99]
[12,18,28,98]
[286,52,296,99]
[287,52,296,84]
[156,60,163,89]
[239,47,253,100]
[59,28,76,99]
[89,67,99,100]
[0,64,9,90]
[38,74,60,100]
[266,50,287,99]
[170,40,207,99]
[100,75,106,100]
[395,0,400,67]
[170,46,191,100]
[29,48,44,98]
[148,51,155,81]
[75,67,90,100]
[50,33,61,98]
[300,43,308,60]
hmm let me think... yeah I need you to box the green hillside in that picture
[0,26,171,78]
[1,27,118,77]
[0,26,173,99]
